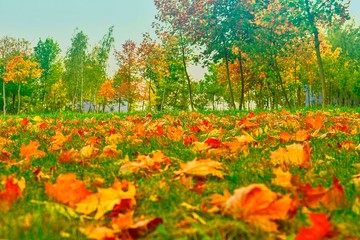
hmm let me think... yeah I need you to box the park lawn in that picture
[0,109,359,239]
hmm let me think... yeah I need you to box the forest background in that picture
[0,0,360,114]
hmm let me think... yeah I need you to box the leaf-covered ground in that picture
[0,110,359,239]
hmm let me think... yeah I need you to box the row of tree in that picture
[0,0,359,114]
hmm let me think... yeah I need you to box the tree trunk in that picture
[80,61,84,113]
[304,0,326,108]
[17,83,21,114]
[238,49,245,110]
[148,80,151,111]
[225,53,236,110]
[161,88,166,111]
[180,44,194,111]
[272,58,291,109]
[2,82,6,115]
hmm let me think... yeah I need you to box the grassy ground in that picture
[0,109,359,239]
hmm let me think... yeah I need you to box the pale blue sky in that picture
[0,0,359,77]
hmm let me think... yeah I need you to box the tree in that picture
[114,40,139,112]
[86,26,115,111]
[154,0,205,110]
[98,79,115,112]
[34,38,62,109]
[287,0,351,107]
[0,36,30,115]
[138,33,168,111]
[2,54,42,113]
[63,30,88,112]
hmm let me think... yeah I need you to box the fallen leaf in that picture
[76,179,136,220]
[295,213,334,240]
[224,184,293,232]
[270,142,311,169]
[49,131,72,151]
[204,137,222,148]
[128,217,163,239]
[298,176,347,210]
[279,131,292,142]
[80,144,99,159]
[45,173,93,208]
[175,158,226,179]
[20,140,46,161]
[101,144,122,158]
[79,225,115,240]
[271,168,292,188]
[293,130,311,142]
[0,175,25,211]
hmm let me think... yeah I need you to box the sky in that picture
[0,0,359,78]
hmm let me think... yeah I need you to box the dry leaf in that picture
[45,173,92,208]
[295,213,334,240]
[0,175,25,211]
[223,184,293,232]
[270,142,311,169]
[271,168,292,188]
[175,158,225,179]
[76,179,136,220]
[20,140,46,161]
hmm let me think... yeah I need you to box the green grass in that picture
[0,109,359,239]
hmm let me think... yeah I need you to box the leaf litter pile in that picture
[0,110,359,239]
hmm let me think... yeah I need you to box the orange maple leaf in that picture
[183,135,199,146]
[0,175,25,211]
[304,115,324,130]
[101,144,122,158]
[45,173,93,207]
[270,142,311,169]
[175,158,226,179]
[298,176,347,210]
[271,168,292,188]
[119,151,170,174]
[204,137,222,148]
[279,131,292,142]
[20,140,46,161]
[295,213,334,240]
[58,149,80,164]
[76,179,136,220]
[166,125,183,141]
[49,131,72,151]
[224,184,293,232]
[80,144,100,159]
[293,130,311,142]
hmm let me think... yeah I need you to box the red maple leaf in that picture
[295,213,334,240]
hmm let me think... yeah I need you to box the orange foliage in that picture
[45,173,93,207]
[295,213,335,240]
[3,54,42,84]
[270,142,311,169]
[0,175,25,211]
[211,184,293,232]
[20,140,46,161]
[98,80,115,101]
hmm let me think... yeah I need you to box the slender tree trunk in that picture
[238,49,245,110]
[304,0,326,108]
[17,83,21,114]
[2,82,6,115]
[148,80,151,110]
[161,88,166,111]
[180,44,194,111]
[212,94,215,111]
[80,61,84,113]
[225,53,236,110]
[272,58,291,109]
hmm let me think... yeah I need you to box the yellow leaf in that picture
[76,179,136,220]
[175,158,225,179]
